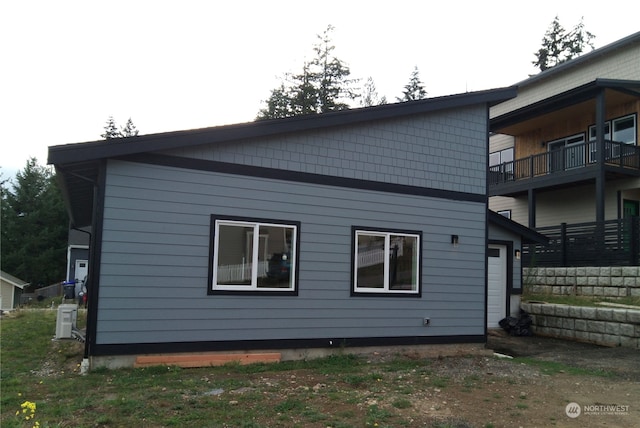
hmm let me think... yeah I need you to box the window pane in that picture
[589,123,610,140]
[259,225,295,288]
[356,234,385,289]
[501,148,513,163]
[389,235,418,291]
[613,116,635,144]
[217,225,253,285]
[489,152,500,167]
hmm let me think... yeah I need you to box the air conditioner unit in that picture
[56,304,78,339]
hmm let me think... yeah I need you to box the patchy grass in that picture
[0,309,629,427]
[522,292,640,307]
[512,357,615,377]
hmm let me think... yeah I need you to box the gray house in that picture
[49,88,518,368]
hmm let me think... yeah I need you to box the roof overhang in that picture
[488,211,548,244]
[49,87,517,228]
[491,79,640,135]
[0,271,29,289]
[50,87,517,166]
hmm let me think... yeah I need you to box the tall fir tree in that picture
[533,16,595,71]
[1,158,67,287]
[101,116,120,139]
[312,25,359,113]
[360,76,387,107]
[101,116,140,139]
[257,25,359,120]
[120,117,139,137]
[397,66,427,102]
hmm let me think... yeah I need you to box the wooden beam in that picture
[134,353,281,368]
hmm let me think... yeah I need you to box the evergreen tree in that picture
[101,116,120,139]
[120,117,139,137]
[257,25,359,120]
[397,66,427,102]
[101,116,140,139]
[360,76,387,107]
[311,25,359,113]
[257,83,294,119]
[1,158,67,287]
[533,16,595,71]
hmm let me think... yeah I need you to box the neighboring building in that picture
[49,88,517,368]
[0,270,28,311]
[488,32,640,266]
[66,227,90,299]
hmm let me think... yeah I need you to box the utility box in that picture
[56,304,78,339]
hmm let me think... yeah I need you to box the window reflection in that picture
[214,220,297,291]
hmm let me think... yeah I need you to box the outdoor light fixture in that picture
[451,235,459,247]
[515,249,521,260]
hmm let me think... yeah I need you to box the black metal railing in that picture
[523,217,640,267]
[489,141,640,186]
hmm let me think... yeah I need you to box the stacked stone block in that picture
[524,266,640,298]
[521,302,640,349]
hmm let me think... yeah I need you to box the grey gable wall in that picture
[163,106,487,195]
[95,106,489,348]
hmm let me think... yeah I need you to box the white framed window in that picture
[489,147,514,167]
[352,228,421,295]
[497,210,511,219]
[210,217,299,293]
[588,114,636,161]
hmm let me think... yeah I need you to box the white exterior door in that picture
[487,245,507,328]
[74,260,89,297]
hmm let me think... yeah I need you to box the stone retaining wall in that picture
[523,266,640,297]
[521,302,640,349]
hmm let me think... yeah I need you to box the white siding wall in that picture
[490,178,640,227]
[492,42,640,118]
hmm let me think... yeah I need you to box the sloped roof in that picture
[514,31,640,89]
[488,211,548,244]
[491,78,640,133]
[0,270,29,289]
[48,87,517,228]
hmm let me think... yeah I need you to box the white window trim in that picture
[353,229,420,295]
[212,219,297,292]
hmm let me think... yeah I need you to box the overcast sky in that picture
[2,1,638,179]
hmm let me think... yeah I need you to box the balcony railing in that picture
[489,140,640,186]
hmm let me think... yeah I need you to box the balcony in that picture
[489,140,640,196]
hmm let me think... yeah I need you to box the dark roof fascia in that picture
[48,87,516,166]
[512,31,640,89]
[488,210,548,244]
[491,78,640,132]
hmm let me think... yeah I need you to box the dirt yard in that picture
[32,329,640,427]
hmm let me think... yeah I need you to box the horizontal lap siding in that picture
[96,160,486,345]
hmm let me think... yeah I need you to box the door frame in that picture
[487,240,514,329]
